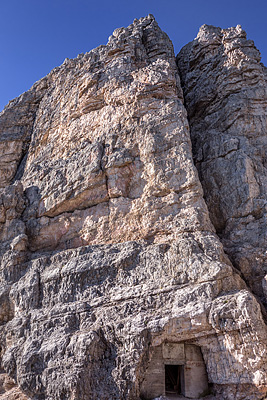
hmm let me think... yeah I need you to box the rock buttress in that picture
[177,24,267,309]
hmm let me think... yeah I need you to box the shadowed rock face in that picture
[177,24,267,309]
[0,15,266,400]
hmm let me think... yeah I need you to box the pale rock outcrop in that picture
[177,25,267,307]
[0,15,266,400]
[18,15,212,253]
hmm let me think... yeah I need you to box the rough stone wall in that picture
[177,24,267,308]
[0,15,266,400]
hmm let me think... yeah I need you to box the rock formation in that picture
[0,14,266,400]
[177,24,267,310]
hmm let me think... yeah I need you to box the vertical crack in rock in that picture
[0,16,267,400]
[0,78,49,189]
[177,24,267,310]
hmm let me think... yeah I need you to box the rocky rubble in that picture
[0,14,266,400]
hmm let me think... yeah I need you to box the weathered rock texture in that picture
[0,15,266,400]
[177,24,267,309]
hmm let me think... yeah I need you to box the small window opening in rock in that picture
[165,364,184,395]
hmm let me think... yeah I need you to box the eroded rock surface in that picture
[0,79,48,188]
[177,24,267,307]
[17,15,212,254]
[0,15,266,400]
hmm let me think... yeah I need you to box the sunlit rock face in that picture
[177,24,267,309]
[18,15,212,253]
[0,15,267,400]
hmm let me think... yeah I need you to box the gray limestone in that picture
[0,16,266,400]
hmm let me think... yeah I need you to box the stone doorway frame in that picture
[164,363,185,396]
[140,342,209,399]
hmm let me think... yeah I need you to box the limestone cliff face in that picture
[19,16,211,253]
[0,15,266,400]
[177,24,267,309]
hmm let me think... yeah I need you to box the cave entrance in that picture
[165,364,185,396]
[140,343,209,399]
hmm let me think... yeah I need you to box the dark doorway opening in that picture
[165,364,184,395]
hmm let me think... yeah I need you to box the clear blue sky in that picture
[0,0,266,112]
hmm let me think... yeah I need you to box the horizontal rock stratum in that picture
[0,14,266,400]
